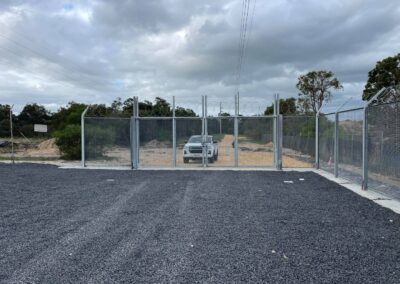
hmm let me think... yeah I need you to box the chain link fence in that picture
[316,87,400,200]
[84,117,131,167]
[282,115,315,168]
[318,113,335,174]
[367,100,400,199]
[337,108,364,185]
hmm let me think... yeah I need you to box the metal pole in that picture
[172,96,176,167]
[131,97,136,169]
[201,96,205,167]
[362,107,368,188]
[273,95,277,167]
[135,96,140,169]
[219,102,222,135]
[9,105,14,164]
[130,116,135,169]
[274,94,283,170]
[277,114,283,170]
[234,94,239,167]
[315,112,319,169]
[334,112,339,177]
[81,106,89,167]
[205,95,208,167]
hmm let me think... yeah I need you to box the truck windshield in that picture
[188,136,212,143]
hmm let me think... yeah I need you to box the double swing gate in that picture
[82,95,284,169]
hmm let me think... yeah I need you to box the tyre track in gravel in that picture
[6,181,148,283]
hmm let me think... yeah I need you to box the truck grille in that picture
[189,146,203,153]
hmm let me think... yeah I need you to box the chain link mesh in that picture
[367,100,400,198]
[282,115,315,168]
[84,117,131,167]
[318,113,335,174]
[238,117,274,167]
[139,119,173,168]
[337,109,363,184]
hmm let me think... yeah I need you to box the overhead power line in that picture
[235,0,256,96]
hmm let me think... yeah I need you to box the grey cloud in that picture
[0,0,399,113]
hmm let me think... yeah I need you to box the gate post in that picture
[234,94,239,167]
[201,96,206,167]
[274,94,282,170]
[205,95,208,167]
[276,114,283,170]
[172,96,176,167]
[81,106,89,168]
[135,97,140,169]
[131,96,139,169]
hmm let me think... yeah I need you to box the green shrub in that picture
[54,124,117,160]
[54,124,81,160]
[85,126,116,158]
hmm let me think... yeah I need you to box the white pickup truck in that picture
[183,135,218,163]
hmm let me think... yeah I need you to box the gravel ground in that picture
[0,164,399,283]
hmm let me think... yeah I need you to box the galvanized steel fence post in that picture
[277,114,283,170]
[315,112,319,169]
[234,94,239,167]
[9,106,14,164]
[131,96,139,169]
[172,96,176,167]
[81,106,89,167]
[205,95,208,167]
[274,94,281,170]
[135,97,140,169]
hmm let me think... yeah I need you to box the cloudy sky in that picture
[0,0,399,114]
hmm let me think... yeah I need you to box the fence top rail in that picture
[84,115,279,120]
[282,115,315,118]
[85,116,131,120]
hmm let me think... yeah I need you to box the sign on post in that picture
[34,124,48,133]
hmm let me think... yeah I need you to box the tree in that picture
[18,103,50,124]
[264,97,297,115]
[363,53,400,101]
[0,104,13,137]
[296,71,342,114]
[175,107,197,117]
[152,97,171,116]
[51,102,87,131]
[17,103,51,137]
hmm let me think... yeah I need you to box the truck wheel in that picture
[183,158,189,164]
[208,157,214,163]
